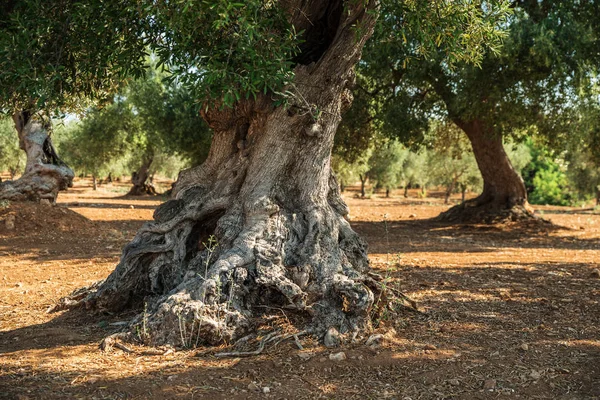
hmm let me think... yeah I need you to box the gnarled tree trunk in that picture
[0,111,74,203]
[61,1,383,347]
[128,152,156,196]
[439,119,534,223]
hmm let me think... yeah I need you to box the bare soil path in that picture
[1,180,599,399]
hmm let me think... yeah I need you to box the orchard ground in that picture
[1,177,599,400]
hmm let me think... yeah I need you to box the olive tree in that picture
[0,0,147,202]
[56,1,510,347]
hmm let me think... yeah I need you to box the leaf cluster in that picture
[0,0,148,115]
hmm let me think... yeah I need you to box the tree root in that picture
[213,330,309,358]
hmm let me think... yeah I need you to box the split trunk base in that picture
[0,113,73,203]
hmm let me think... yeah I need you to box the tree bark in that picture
[128,153,155,196]
[438,119,534,222]
[359,174,367,198]
[0,111,74,203]
[60,1,383,347]
[403,185,408,198]
[92,175,98,191]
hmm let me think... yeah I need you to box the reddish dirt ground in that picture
[1,179,599,399]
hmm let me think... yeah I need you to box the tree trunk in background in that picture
[92,175,98,191]
[404,185,408,198]
[0,111,74,203]
[59,1,383,347]
[127,153,154,196]
[359,174,367,197]
[438,119,534,223]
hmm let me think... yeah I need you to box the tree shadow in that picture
[351,217,599,254]
[1,259,599,399]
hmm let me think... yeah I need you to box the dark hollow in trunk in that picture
[438,119,535,223]
[0,111,74,203]
[58,1,385,348]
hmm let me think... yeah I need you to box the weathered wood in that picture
[0,112,73,203]
[62,0,383,348]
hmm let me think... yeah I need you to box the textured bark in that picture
[0,112,74,203]
[60,1,383,347]
[128,154,155,196]
[439,119,534,223]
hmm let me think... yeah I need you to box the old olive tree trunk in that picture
[0,111,74,203]
[64,1,385,347]
[438,118,535,223]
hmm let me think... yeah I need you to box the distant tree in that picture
[426,123,481,204]
[564,102,600,205]
[0,117,24,180]
[399,150,430,198]
[357,1,600,222]
[57,102,134,190]
[0,1,147,202]
[367,141,406,197]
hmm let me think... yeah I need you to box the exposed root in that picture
[213,329,309,358]
[100,332,134,353]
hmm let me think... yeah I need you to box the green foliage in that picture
[530,166,571,206]
[57,64,211,181]
[564,101,600,203]
[522,139,572,206]
[367,140,406,193]
[0,1,148,115]
[55,103,135,179]
[349,0,512,148]
[425,122,481,197]
[148,0,298,107]
[0,116,24,177]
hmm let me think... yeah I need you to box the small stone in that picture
[530,370,542,380]
[590,269,600,278]
[262,387,270,394]
[423,344,437,351]
[520,343,529,351]
[247,382,259,391]
[40,199,51,206]
[365,334,384,346]
[167,375,178,381]
[319,357,327,363]
[448,379,460,386]
[483,379,496,390]
[409,213,417,218]
[329,352,347,361]
[5,215,15,230]
[298,352,314,361]
[129,205,135,209]
[323,327,341,348]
